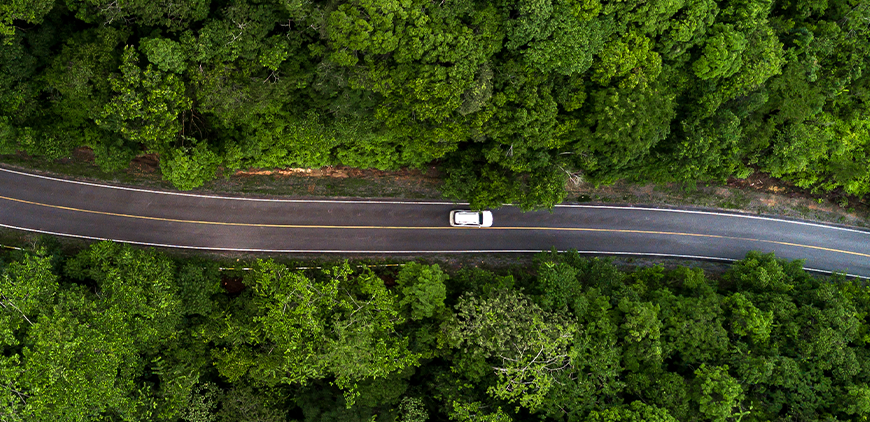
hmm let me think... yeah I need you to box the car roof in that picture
[454,211,480,224]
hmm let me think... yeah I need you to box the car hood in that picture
[481,211,493,227]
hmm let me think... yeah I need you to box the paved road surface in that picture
[1,167,868,278]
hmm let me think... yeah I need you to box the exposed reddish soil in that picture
[41,147,443,186]
[130,153,160,174]
[727,172,799,196]
[72,146,96,162]
[232,164,441,182]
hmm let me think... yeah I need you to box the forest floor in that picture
[2,148,868,231]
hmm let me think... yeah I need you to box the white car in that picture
[450,210,493,227]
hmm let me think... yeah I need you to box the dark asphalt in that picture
[1,167,868,277]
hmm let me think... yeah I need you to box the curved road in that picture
[0,167,868,278]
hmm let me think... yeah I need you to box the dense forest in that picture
[1,0,868,208]
[1,241,869,421]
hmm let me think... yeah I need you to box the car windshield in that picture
[477,213,483,224]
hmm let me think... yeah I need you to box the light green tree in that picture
[693,364,746,422]
[96,46,192,154]
[0,252,58,340]
[396,263,448,321]
[586,401,677,421]
[0,0,54,42]
[450,289,575,410]
[449,401,512,422]
[140,37,187,73]
[693,24,748,80]
[160,141,222,190]
[212,261,419,405]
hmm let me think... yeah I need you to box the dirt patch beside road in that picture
[566,175,868,228]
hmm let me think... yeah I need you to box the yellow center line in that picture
[2,195,869,259]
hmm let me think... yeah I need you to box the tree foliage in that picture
[2,243,870,420]
[209,260,419,405]
[3,0,868,208]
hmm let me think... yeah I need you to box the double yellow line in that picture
[1,195,868,259]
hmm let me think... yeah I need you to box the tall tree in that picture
[210,260,419,404]
[448,289,575,410]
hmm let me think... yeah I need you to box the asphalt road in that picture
[1,167,868,278]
